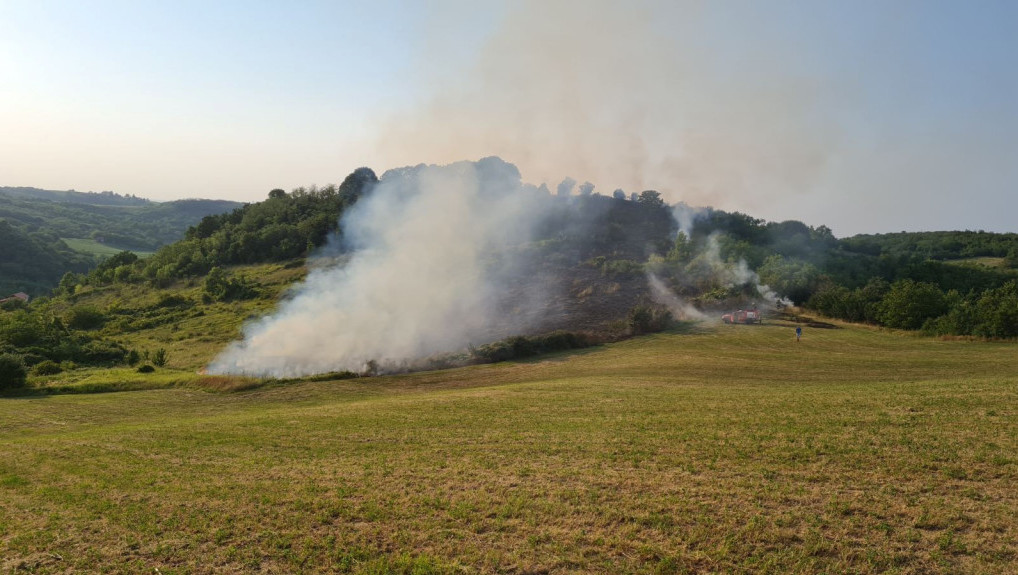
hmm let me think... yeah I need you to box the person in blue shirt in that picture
[795,326,802,342]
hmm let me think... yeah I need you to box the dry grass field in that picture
[1,321,1016,573]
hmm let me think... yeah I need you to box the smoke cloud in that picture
[208,158,553,377]
[374,0,838,221]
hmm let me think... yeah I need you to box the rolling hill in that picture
[0,187,243,295]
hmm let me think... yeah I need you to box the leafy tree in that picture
[0,353,27,390]
[1006,248,1018,269]
[203,267,230,302]
[666,232,694,264]
[877,280,948,330]
[152,348,168,367]
[203,267,257,302]
[972,280,1018,338]
[637,190,665,208]
[758,255,821,305]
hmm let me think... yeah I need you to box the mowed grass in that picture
[1,322,1017,574]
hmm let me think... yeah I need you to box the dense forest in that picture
[0,220,92,296]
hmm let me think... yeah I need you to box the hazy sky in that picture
[2,0,1015,236]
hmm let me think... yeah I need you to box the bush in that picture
[628,305,673,335]
[203,267,259,302]
[65,306,106,330]
[470,331,594,363]
[152,348,168,367]
[31,360,62,376]
[137,364,155,373]
[0,353,28,390]
[79,340,128,365]
[155,294,192,309]
[877,280,948,330]
[972,280,1018,338]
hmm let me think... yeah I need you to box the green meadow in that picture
[1,321,1016,574]
[60,238,154,259]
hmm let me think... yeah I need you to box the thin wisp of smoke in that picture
[648,233,791,318]
[647,272,709,322]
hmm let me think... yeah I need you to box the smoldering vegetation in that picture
[208,156,853,378]
[210,159,547,377]
[208,158,674,377]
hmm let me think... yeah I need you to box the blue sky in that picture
[1,0,1015,236]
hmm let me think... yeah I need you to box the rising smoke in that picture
[647,272,708,322]
[648,232,792,320]
[374,0,837,219]
[208,158,554,377]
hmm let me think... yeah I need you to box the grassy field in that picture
[943,257,1010,269]
[1,321,1016,574]
[60,238,155,259]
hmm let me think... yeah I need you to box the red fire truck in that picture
[721,308,762,324]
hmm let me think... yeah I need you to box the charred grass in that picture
[1,323,1017,573]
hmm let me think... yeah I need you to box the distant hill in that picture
[0,187,243,251]
[0,186,151,206]
[0,186,244,294]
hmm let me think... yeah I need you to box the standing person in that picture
[795,326,802,342]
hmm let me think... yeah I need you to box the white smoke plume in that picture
[652,231,792,316]
[702,234,790,309]
[208,158,552,377]
[647,272,708,322]
[671,201,711,239]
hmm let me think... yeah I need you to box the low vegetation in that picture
[1,322,1015,573]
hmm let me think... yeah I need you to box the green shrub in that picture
[155,294,193,309]
[152,348,168,367]
[65,306,106,330]
[0,353,28,390]
[80,340,128,364]
[31,360,62,376]
[877,280,949,330]
[972,280,1018,338]
[470,331,594,363]
[203,267,259,302]
[628,305,673,335]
